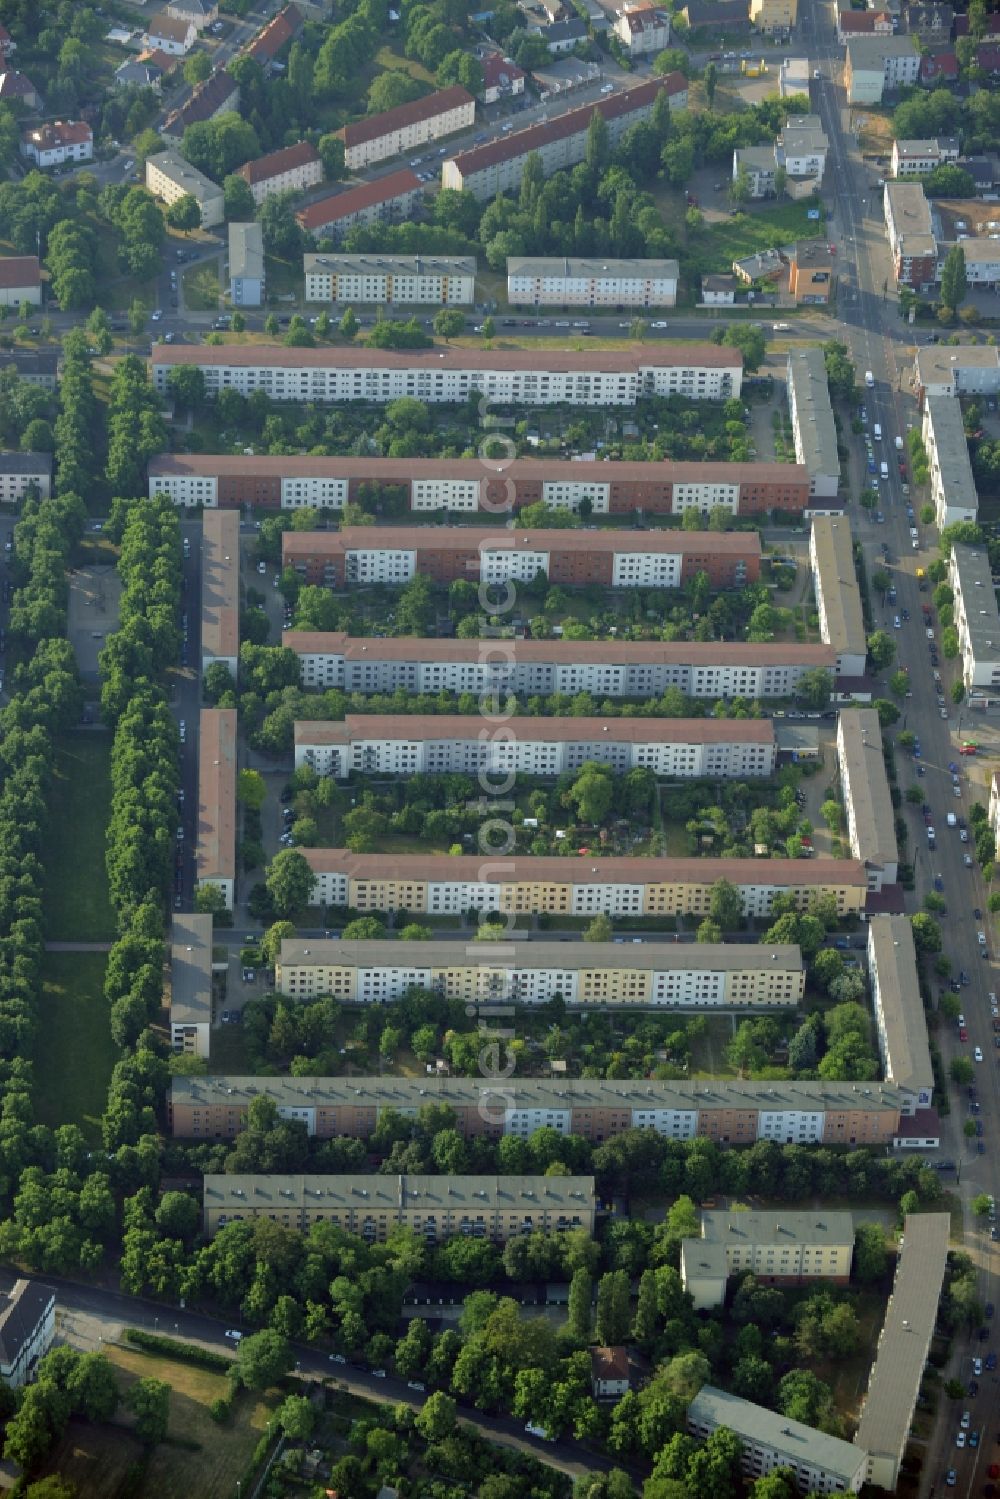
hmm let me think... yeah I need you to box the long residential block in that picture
[282,631,836,699]
[0,452,52,503]
[507,256,679,309]
[203,1172,596,1241]
[170,913,213,1059]
[197,708,237,911]
[201,510,239,675]
[688,1385,867,1494]
[680,1209,854,1311]
[299,849,868,918]
[304,254,476,307]
[836,710,898,891]
[442,75,688,199]
[282,526,759,591]
[147,452,809,516]
[922,395,978,527]
[296,170,423,239]
[145,149,224,228]
[294,714,777,779]
[948,541,1000,691]
[883,180,937,289]
[337,85,475,171]
[867,915,933,1114]
[787,347,839,499]
[809,516,866,676]
[916,344,1000,402]
[237,140,323,205]
[169,1074,907,1145]
[275,937,805,1008]
[149,343,743,406]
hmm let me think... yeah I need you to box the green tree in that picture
[265,849,317,916]
[339,307,359,340]
[595,1270,630,1344]
[709,877,743,931]
[867,630,896,670]
[415,1390,457,1442]
[433,308,466,340]
[165,194,201,232]
[941,244,968,311]
[567,1268,593,1342]
[277,1394,315,1440]
[704,61,717,106]
[125,1378,170,1445]
[223,173,256,221]
[233,1330,293,1390]
[584,913,613,943]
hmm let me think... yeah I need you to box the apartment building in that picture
[295,170,423,241]
[614,3,671,53]
[167,0,219,27]
[169,1074,906,1147]
[170,913,212,1059]
[197,708,236,911]
[943,237,1000,288]
[788,241,834,304]
[867,915,934,1114]
[0,256,41,308]
[204,1173,596,1241]
[991,772,1000,859]
[481,51,526,104]
[337,86,475,172]
[688,1386,867,1494]
[891,136,960,176]
[732,146,776,199]
[0,348,58,390]
[779,56,810,93]
[143,10,197,53]
[237,141,322,206]
[836,710,898,891]
[809,517,866,676]
[883,181,938,289]
[242,2,303,68]
[948,542,1000,691]
[298,849,868,919]
[200,510,239,675]
[776,114,829,187]
[304,254,475,307]
[749,0,798,30]
[145,150,224,229]
[0,452,52,503]
[845,35,920,103]
[293,714,777,780]
[150,342,743,407]
[275,936,806,1008]
[0,1279,56,1389]
[922,396,977,526]
[283,631,835,700]
[787,347,840,500]
[915,344,1000,401]
[507,256,678,309]
[282,525,760,591]
[146,453,809,517]
[680,1209,854,1310]
[442,75,688,200]
[20,120,92,167]
[854,1214,950,1490]
[162,69,239,140]
[229,222,264,308]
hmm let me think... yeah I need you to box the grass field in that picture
[34,952,114,1142]
[44,733,115,943]
[183,261,221,312]
[693,202,826,276]
[40,1343,280,1499]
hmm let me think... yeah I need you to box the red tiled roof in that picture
[295,169,421,230]
[22,120,91,150]
[0,256,40,289]
[244,2,303,62]
[921,47,958,76]
[976,42,1000,69]
[238,139,320,186]
[0,71,35,99]
[163,68,238,132]
[338,86,473,150]
[481,52,525,88]
[591,1346,630,1380]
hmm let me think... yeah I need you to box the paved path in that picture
[44,942,114,952]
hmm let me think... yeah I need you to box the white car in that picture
[600,82,615,93]
[956,1432,966,1449]
[954,784,962,797]
[979,931,987,945]
[151,310,162,322]
[650,321,668,329]
[329,1353,347,1364]
[225,1329,242,1341]
[962,1410,972,1429]
[813,67,821,78]
[975,1047,984,1062]
[257,561,266,574]
[773,322,790,330]
[974,1356,983,1375]
[958,1014,966,1027]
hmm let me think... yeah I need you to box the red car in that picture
[960,1027,969,1041]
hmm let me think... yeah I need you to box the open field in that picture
[692,201,826,276]
[34,952,114,1142]
[44,733,115,942]
[183,261,221,312]
[39,1343,280,1499]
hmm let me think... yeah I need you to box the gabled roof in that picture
[238,139,320,186]
[337,86,473,151]
[0,256,40,289]
[295,169,422,230]
[0,1280,55,1372]
[920,47,958,78]
[244,2,303,62]
[0,71,36,99]
[162,68,238,133]
[481,51,525,88]
[145,11,194,42]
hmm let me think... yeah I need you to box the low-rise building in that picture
[837,7,893,41]
[733,145,776,199]
[143,9,197,53]
[167,0,219,29]
[229,221,265,307]
[532,16,589,51]
[151,342,743,407]
[733,247,784,284]
[883,180,938,289]
[0,71,40,109]
[337,85,475,172]
[145,149,224,229]
[197,708,236,911]
[776,114,828,189]
[749,0,797,30]
[788,240,833,303]
[0,1279,56,1388]
[700,273,737,304]
[442,75,687,200]
[867,914,933,1114]
[906,2,954,42]
[304,253,475,307]
[590,1346,631,1397]
[615,2,671,53]
[680,1209,855,1311]
[0,347,58,389]
[507,255,678,308]
[836,710,898,892]
[891,136,960,177]
[200,510,239,675]
[0,255,41,308]
[845,35,920,102]
[809,516,866,676]
[294,713,777,780]
[778,57,810,94]
[281,630,835,700]
[242,2,303,69]
[170,1073,907,1146]
[922,395,978,527]
[688,1386,868,1494]
[788,347,840,500]
[942,238,1000,287]
[170,913,213,1059]
[680,0,749,29]
[20,120,92,168]
[275,936,805,1008]
[853,1214,950,1490]
[203,1173,597,1241]
[0,452,52,503]
[295,170,423,240]
[236,140,322,205]
[480,51,526,104]
[162,69,240,141]
[115,57,167,89]
[915,344,1000,401]
[948,542,1000,692]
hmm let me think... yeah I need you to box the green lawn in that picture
[692,202,826,276]
[44,733,115,943]
[183,260,221,312]
[34,952,115,1142]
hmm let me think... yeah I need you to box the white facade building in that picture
[143,10,197,53]
[614,3,671,54]
[916,345,1000,401]
[688,1386,867,1494]
[507,256,678,308]
[229,221,265,307]
[338,85,475,171]
[846,36,920,102]
[145,149,224,228]
[922,395,978,527]
[0,1280,56,1389]
[810,516,866,677]
[304,254,475,306]
[836,709,898,892]
[948,542,1000,692]
[238,140,323,206]
[867,915,934,1114]
[787,346,840,500]
[891,137,960,176]
[20,120,92,167]
[0,453,52,503]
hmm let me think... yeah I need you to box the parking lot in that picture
[67,555,121,679]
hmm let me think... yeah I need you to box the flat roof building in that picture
[867,915,933,1113]
[197,708,236,911]
[948,542,1000,691]
[836,710,898,891]
[809,516,866,676]
[883,180,938,289]
[170,913,213,1059]
[787,347,839,499]
[200,510,239,675]
[688,1385,868,1493]
[680,1209,855,1310]
[204,1173,596,1240]
[915,344,1000,401]
[922,394,978,527]
[853,1213,950,1490]
[145,149,224,228]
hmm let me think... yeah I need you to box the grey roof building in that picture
[787,346,839,500]
[809,516,866,676]
[0,1278,56,1388]
[867,915,933,1110]
[688,1385,868,1493]
[836,709,898,891]
[229,221,265,307]
[170,913,213,1059]
[922,394,978,528]
[948,542,1000,690]
[0,346,58,388]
